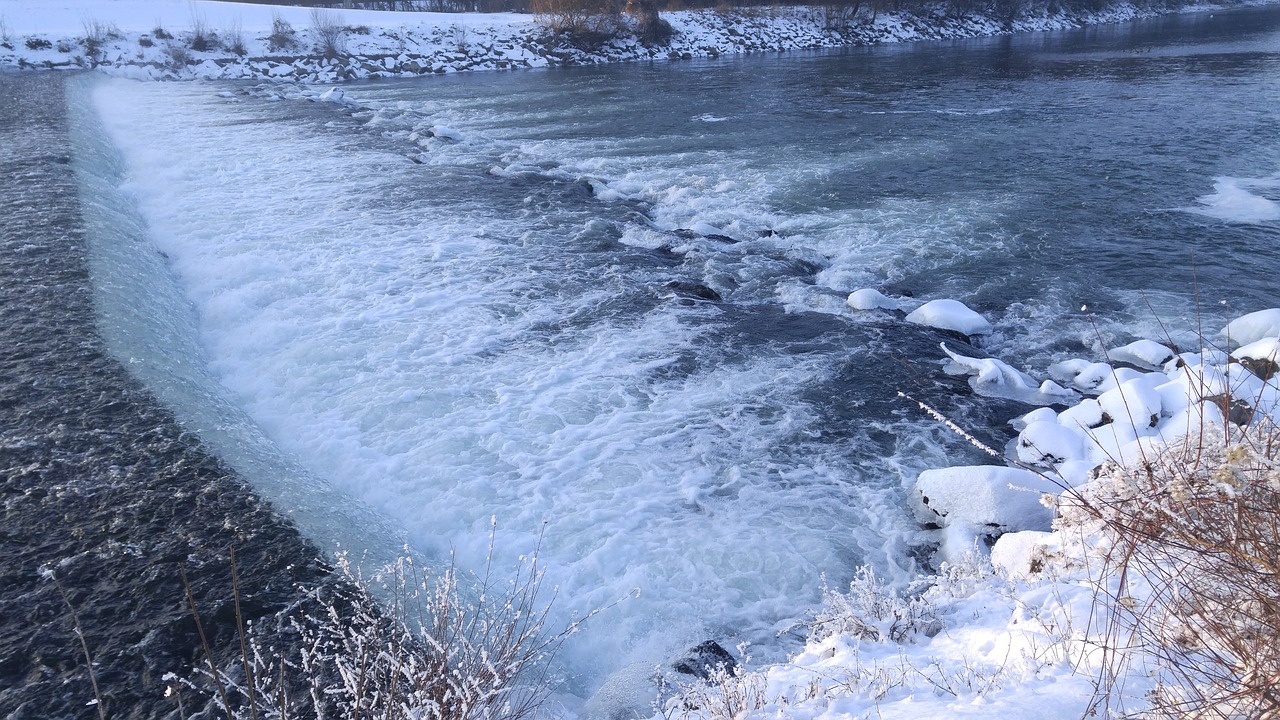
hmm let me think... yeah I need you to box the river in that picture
[8,4,1279,716]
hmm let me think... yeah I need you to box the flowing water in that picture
[29,3,1280,712]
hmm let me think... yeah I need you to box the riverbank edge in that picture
[1,0,1275,85]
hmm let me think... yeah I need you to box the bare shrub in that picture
[174,530,616,720]
[821,0,862,29]
[152,22,172,40]
[189,9,215,52]
[1057,422,1280,719]
[267,12,296,52]
[451,23,470,53]
[165,42,191,68]
[81,17,120,61]
[224,19,246,56]
[810,566,941,643]
[626,0,673,45]
[311,8,347,58]
[533,0,624,48]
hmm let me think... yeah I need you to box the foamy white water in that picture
[1189,175,1280,224]
[89,77,954,703]
[81,9,1280,709]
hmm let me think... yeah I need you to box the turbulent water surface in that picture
[26,4,1280,712]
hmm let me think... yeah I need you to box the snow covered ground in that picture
[0,0,1251,83]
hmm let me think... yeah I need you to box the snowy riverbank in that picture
[644,298,1280,719]
[0,0,1260,83]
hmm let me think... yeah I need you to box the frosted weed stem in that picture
[51,574,107,720]
[896,391,1003,460]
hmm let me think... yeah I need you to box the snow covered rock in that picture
[1096,376,1164,431]
[1017,420,1087,467]
[915,465,1061,533]
[1057,398,1104,431]
[1109,339,1175,370]
[905,298,992,336]
[991,530,1057,580]
[846,287,903,311]
[1232,336,1280,379]
[1221,308,1280,347]
[1049,358,1105,392]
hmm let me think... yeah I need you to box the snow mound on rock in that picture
[906,299,992,336]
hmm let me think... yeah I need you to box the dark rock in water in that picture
[665,281,722,302]
[672,640,738,679]
[669,229,738,244]
[879,283,914,298]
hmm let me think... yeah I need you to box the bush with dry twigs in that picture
[310,9,347,59]
[172,528,610,720]
[1056,420,1280,719]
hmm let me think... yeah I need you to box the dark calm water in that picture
[0,71,331,719]
[5,4,1279,715]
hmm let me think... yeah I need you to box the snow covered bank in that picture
[0,0,1265,83]
[662,302,1280,719]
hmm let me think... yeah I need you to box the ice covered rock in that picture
[431,124,463,142]
[1221,308,1280,347]
[906,299,992,336]
[318,87,347,103]
[941,344,1077,405]
[847,288,903,311]
[1109,339,1175,370]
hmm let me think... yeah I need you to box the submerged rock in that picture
[665,280,722,302]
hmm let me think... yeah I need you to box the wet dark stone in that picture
[665,281,722,302]
[0,71,333,720]
[671,640,737,680]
